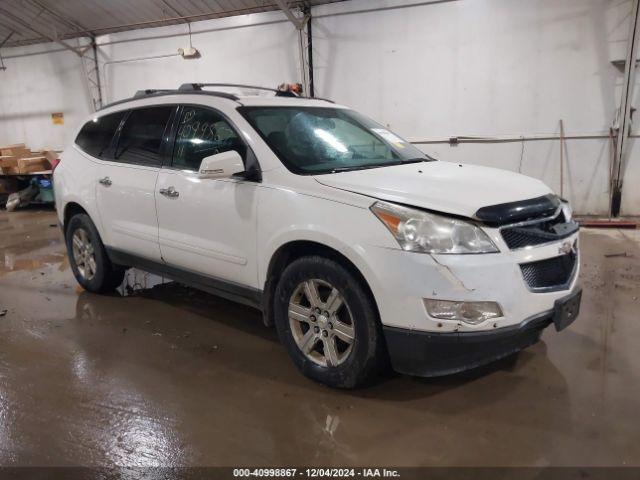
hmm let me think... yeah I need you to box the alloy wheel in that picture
[288,279,355,367]
[71,228,97,280]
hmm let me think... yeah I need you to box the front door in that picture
[95,105,174,261]
[155,106,259,288]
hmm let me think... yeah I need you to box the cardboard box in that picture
[1,147,31,158]
[0,155,18,168]
[18,156,50,174]
[44,150,61,163]
[18,156,47,165]
[2,166,20,175]
[0,143,26,150]
[0,144,55,174]
[21,165,50,174]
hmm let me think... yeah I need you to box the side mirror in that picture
[198,150,244,179]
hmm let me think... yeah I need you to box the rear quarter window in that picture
[114,106,173,167]
[75,111,126,158]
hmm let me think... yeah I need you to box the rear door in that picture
[95,105,175,261]
[155,105,259,287]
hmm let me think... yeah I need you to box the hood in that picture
[313,161,552,219]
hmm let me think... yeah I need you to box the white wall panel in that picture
[0,43,92,150]
[96,11,299,104]
[311,0,639,215]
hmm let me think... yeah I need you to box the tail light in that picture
[50,157,61,173]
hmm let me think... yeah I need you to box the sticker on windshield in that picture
[372,128,405,144]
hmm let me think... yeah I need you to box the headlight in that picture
[370,201,498,254]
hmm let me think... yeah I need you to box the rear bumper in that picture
[383,293,577,377]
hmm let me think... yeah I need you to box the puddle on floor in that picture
[1,252,68,277]
[117,269,172,296]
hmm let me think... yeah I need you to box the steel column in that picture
[612,0,640,216]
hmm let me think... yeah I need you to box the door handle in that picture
[159,186,179,198]
[98,176,112,186]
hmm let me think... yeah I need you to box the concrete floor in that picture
[0,208,639,467]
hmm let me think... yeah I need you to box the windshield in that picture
[238,106,433,174]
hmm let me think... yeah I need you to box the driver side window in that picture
[173,107,245,171]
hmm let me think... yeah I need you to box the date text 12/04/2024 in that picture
[232,468,401,478]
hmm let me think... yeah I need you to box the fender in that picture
[54,149,106,240]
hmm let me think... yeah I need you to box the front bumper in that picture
[383,287,581,377]
[360,229,580,333]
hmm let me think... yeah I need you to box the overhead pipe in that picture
[410,132,614,145]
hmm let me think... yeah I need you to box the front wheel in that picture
[274,256,386,388]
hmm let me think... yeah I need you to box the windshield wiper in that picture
[328,163,393,173]
[400,158,427,164]
[326,157,431,174]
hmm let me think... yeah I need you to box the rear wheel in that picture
[66,213,125,293]
[274,256,386,388]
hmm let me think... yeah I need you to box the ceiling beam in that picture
[28,0,94,38]
[0,31,12,70]
[159,0,186,19]
[274,0,308,30]
[0,31,15,48]
[0,6,84,56]
[1,0,316,48]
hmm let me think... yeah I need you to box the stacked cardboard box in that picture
[0,143,59,175]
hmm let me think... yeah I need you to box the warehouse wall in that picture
[0,42,92,151]
[1,0,638,214]
[0,10,298,151]
[311,0,639,215]
[96,11,299,104]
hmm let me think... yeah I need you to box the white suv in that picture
[54,83,581,388]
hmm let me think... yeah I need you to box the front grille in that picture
[501,211,578,249]
[502,229,552,249]
[520,253,576,291]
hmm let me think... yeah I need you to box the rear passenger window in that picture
[115,106,173,166]
[75,111,126,158]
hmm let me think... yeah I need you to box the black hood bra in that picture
[475,194,561,226]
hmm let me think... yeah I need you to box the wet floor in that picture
[0,207,639,467]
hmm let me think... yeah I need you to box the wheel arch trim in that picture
[260,233,381,328]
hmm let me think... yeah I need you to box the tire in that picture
[65,213,125,293]
[274,255,386,388]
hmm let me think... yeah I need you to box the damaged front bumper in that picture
[383,287,582,377]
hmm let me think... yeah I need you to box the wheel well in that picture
[63,202,88,233]
[262,241,379,327]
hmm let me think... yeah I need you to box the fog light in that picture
[424,299,503,324]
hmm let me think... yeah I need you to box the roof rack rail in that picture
[133,89,173,98]
[179,83,299,97]
[99,88,239,111]
[99,83,333,111]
